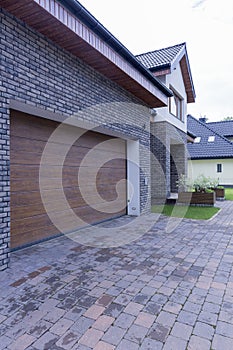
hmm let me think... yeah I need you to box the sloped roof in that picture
[136,43,186,70]
[207,120,233,137]
[1,0,172,108]
[136,43,195,104]
[187,115,233,159]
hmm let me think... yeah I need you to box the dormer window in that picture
[208,136,215,142]
[194,137,201,143]
[169,86,184,121]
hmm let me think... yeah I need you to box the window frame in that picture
[169,85,184,122]
[217,164,222,173]
[208,136,215,142]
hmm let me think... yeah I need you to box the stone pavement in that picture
[1,200,233,349]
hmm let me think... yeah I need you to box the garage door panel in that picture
[11,111,59,140]
[11,111,127,249]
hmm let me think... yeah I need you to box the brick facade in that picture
[0,9,152,269]
[150,121,187,204]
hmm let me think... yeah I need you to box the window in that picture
[217,164,222,173]
[169,86,184,121]
[194,137,201,143]
[208,136,215,142]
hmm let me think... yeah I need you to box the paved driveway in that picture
[1,201,233,350]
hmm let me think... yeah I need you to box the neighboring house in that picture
[187,115,233,186]
[136,43,196,203]
[207,119,233,142]
[0,0,172,269]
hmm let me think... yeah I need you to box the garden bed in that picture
[177,191,216,206]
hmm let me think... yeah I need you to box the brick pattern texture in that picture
[0,9,152,269]
[150,121,187,203]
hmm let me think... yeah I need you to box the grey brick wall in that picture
[0,9,151,269]
[150,121,187,204]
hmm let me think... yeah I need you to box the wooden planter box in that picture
[214,188,225,200]
[177,192,216,206]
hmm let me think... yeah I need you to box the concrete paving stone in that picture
[2,202,233,350]
[183,301,202,314]
[169,292,187,304]
[193,321,215,340]
[216,320,233,338]
[140,337,163,350]
[104,303,124,318]
[202,301,221,314]
[32,331,59,350]
[177,311,197,326]
[198,311,218,326]
[102,325,126,345]
[50,317,74,336]
[28,320,53,338]
[94,340,115,350]
[205,293,222,304]
[43,307,66,323]
[124,302,143,316]
[133,294,151,305]
[191,287,208,297]
[211,281,226,290]
[148,323,169,342]
[143,301,162,315]
[98,280,114,289]
[73,345,91,350]
[71,316,94,334]
[150,294,168,305]
[77,295,98,308]
[115,279,131,288]
[163,335,187,350]
[209,288,225,297]
[122,275,138,282]
[156,311,177,328]
[147,280,163,289]
[114,312,135,329]
[157,286,173,296]
[78,328,103,348]
[83,305,105,320]
[171,322,193,340]
[106,286,124,297]
[96,294,114,308]
[116,338,139,350]
[134,311,156,328]
[64,306,85,321]
[124,324,148,344]
[163,301,182,315]
[140,286,157,296]
[0,335,12,350]
[188,335,211,350]
[56,329,82,349]
[88,286,106,297]
[92,315,114,331]
[114,293,133,306]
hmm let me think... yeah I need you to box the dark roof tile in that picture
[187,115,233,159]
[135,43,185,69]
[207,120,233,137]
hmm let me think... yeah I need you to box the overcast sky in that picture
[80,0,233,122]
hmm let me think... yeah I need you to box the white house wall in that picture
[188,159,233,186]
[155,64,187,133]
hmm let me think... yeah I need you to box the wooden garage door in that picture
[11,111,127,249]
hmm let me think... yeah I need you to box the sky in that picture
[80,0,233,122]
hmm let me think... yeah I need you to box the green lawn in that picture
[225,188,233,201]
[151,204,220,220]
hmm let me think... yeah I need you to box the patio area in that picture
[1,201,233,349]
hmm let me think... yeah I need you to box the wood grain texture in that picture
[11,111,127,248]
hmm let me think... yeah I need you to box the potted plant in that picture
[177,174,216,206]
[209,178,225,200]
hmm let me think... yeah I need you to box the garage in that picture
[11,111,127,249]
